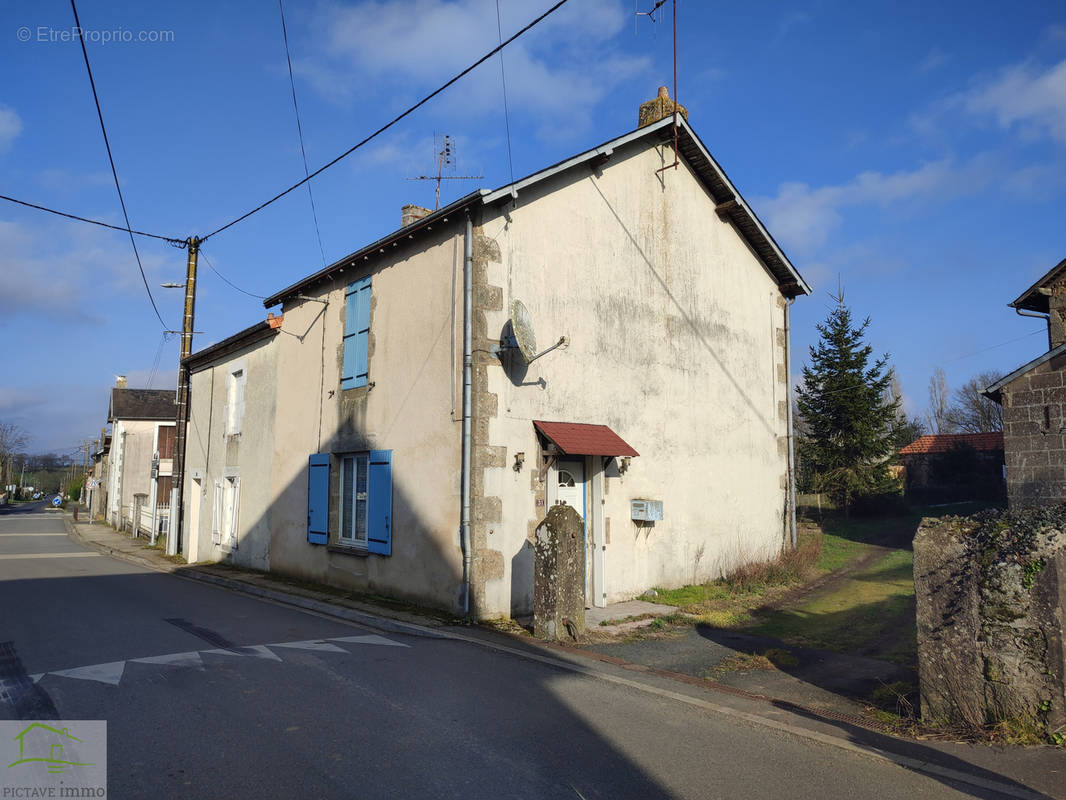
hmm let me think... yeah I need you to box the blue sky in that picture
[1,0,1064,454]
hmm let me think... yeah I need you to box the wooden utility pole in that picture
[169,236,200,556]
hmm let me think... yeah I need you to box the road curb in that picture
[63,517,450,639]
[62,514,1053,800]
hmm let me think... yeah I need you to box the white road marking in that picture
[202,645,281,661]
[332,634,410,648]
[0,552,100,559]
[131,652,203,669]
[0,533,69,536]
[35,632,408,689]
[270,640,348,653]
[50,661,126,686]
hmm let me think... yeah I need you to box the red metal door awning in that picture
[533,420,639,457]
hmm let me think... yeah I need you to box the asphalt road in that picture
[0,503,1015,799]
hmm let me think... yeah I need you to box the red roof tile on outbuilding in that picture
[899,432,1004,455]
[533,420,639,457]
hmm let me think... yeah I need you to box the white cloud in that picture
[755,158,989,254]
[960,58,1066,144]
[0,218,174,326]
[0,105,23,152]
[918,47,949,73]
[296,0,648,138]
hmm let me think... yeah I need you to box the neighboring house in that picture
[986,258,1066,507]
[87,432,111,522]
[898,433,1005,504]
[105,377,177,536]
[184,319,280,569]
[181,89,810,619]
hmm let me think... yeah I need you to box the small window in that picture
[225,367,245,436]
[157,425,176,459]
[339,454,369,545]
[334,450,392,555]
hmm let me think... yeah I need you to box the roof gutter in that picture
[1012,305,1051,351]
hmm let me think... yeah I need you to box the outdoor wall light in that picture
[619,456,631,474]
[513,452,525,472]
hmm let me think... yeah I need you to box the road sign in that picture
[52,496,62,507]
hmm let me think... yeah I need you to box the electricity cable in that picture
[70,0,169,329]
[0,194,184,244]
[200,247,268,300]
[279,0,327,266]
[201,0,572,242]
[495,0,516,193]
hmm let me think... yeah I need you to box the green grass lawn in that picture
[748,547,917,666]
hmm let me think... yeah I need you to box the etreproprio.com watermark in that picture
[17,25,174,44]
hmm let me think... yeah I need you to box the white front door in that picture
[556,459,585,512]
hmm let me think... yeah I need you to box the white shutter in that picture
[229,477,240,549]
[211,480,223,544]
[233,373,245,435]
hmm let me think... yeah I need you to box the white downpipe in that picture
[785,297,797,550]
[460,215,473,616]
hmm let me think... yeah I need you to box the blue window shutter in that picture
[307,454,330,545]
[341,277,371,390]
[367,450,392,555]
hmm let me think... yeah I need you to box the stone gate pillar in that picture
[533,504,586,641]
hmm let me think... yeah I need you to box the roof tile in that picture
[533,420,639,457]
[899,432,1004,455]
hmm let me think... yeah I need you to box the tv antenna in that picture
[407,134,482,210]
[634,0,668,32]
[508,299,568,364]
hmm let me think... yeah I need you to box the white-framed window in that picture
[212,474,240,548]
[225,365,246,436]
[339,454,369,546]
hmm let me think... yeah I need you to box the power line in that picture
[200,247,267,300]
[70,0,169,330]
[146,331,171,390]
[495,0,516,193]
[279,0,326,266]
[201,0,572,242]
[0,193,184,244]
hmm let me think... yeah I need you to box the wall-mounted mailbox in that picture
[631,499,663,521]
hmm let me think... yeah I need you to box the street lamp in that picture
[160,282,186,289]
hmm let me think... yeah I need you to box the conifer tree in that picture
[796,291,900,514]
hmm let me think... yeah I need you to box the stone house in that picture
[180,90,810,619]
[986,258,1066,507]
[104,378,176,536]
[898,433,1005,504]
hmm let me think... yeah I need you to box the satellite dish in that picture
[508,299,568,365]
[511,300,538,364]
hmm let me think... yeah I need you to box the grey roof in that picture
[184,320,277,372]
[108,388,176,422]
[983,341,1066,401]
[262,116,809,308]
[1011,257,1066,313]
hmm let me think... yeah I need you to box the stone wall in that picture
[913,508,1066,740]
[1000,354,1066,507]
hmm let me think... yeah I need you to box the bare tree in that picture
[0,422,29,490]
[926,367,956,434]
[946,370,1005,433]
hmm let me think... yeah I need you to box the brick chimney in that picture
[638,86,689,128]
[401,204,432,227]
[115,375,127,389]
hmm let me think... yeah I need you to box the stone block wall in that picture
[1000,355,1066,507]
[913,509,1066,740]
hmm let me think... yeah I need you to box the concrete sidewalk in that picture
[63,509,1065,800]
